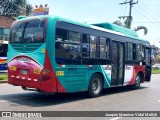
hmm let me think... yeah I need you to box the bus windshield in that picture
[0,44,7,57]
[10,19,45,43]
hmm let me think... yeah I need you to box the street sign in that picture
[33,5,49,16]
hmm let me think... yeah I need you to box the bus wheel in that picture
[87,74,103,97]
[132,74,141,89]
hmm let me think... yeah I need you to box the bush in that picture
[152,68,160,74]
[0,74,8,80]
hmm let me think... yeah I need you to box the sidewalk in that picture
[0,80,7,84]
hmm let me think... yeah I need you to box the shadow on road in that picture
[0,86,148,107]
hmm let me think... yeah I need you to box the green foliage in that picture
[26,3,33,16]
[113,20,148,35]
[113,19,130,28]
[155,54,160,63]
[0,0,33,18]
[0,74,8,80]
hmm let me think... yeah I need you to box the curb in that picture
[0,80,8,84]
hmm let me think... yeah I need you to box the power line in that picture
[136,3,160,23]
[139,0,160,19]
[133,22,160,23]
[119,0,138,28]
[134,7,160,27]
[134,7,160,30]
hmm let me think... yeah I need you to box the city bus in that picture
[0,40,8,72]
[8,15,152,97]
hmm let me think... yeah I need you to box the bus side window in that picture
[100,37,110,59]
[82,34,90,58]
[125,43,128,60]
[133,44,136,60]
[68,31,81,60]
[136,45,144,61]
[55,29,68,59]
[90,35,97,58]
[106,38,110,59]
[127,43,136,60]
[55,28,81,65]
[56,28,67,42]
[127,43,133,60]
[145,48,151,66]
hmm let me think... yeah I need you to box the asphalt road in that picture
[0,74,160,120]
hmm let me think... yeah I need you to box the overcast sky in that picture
[28,0,160,47]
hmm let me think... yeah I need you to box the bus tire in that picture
[87,74,103,97]
[132,74,141,89]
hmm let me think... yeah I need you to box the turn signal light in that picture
[10,66,16,71]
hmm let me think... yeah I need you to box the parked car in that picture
[152,64,160,69]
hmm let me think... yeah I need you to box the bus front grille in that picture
[11,43,42,53]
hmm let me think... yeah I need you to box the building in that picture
[0,16,15,41]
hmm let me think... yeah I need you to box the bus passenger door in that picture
[111,41,125,86]
[145,47,152,81]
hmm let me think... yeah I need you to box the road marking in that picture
[110,117,122,120]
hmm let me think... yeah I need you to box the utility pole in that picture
[119,0,138,29]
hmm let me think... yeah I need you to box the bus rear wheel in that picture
[87,74,103,97]
[132,74,141,89]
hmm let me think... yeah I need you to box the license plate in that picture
[21,70,28,74]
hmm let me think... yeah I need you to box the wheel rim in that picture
[92,78,101,94]
[135,76,140,87]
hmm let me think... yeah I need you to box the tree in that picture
[0,0,33,18]
[113,19,148,35]
[155,54,160,63]
[26,4,33,16]
[133,26,148,35]
[113,20,124,27]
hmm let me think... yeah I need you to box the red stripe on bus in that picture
[40,50,66,93]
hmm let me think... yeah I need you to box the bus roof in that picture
[92,23,139,37]
[16,15,149,43]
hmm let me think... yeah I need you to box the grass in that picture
[0,74,8,80]
[152,68,160,74]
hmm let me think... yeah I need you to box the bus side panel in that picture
[100,65,112,88]
[124,65,145,85]
[54,65,111,93]
[134,65,145,82]
[124,65,135,85]
[55,66,88,93]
